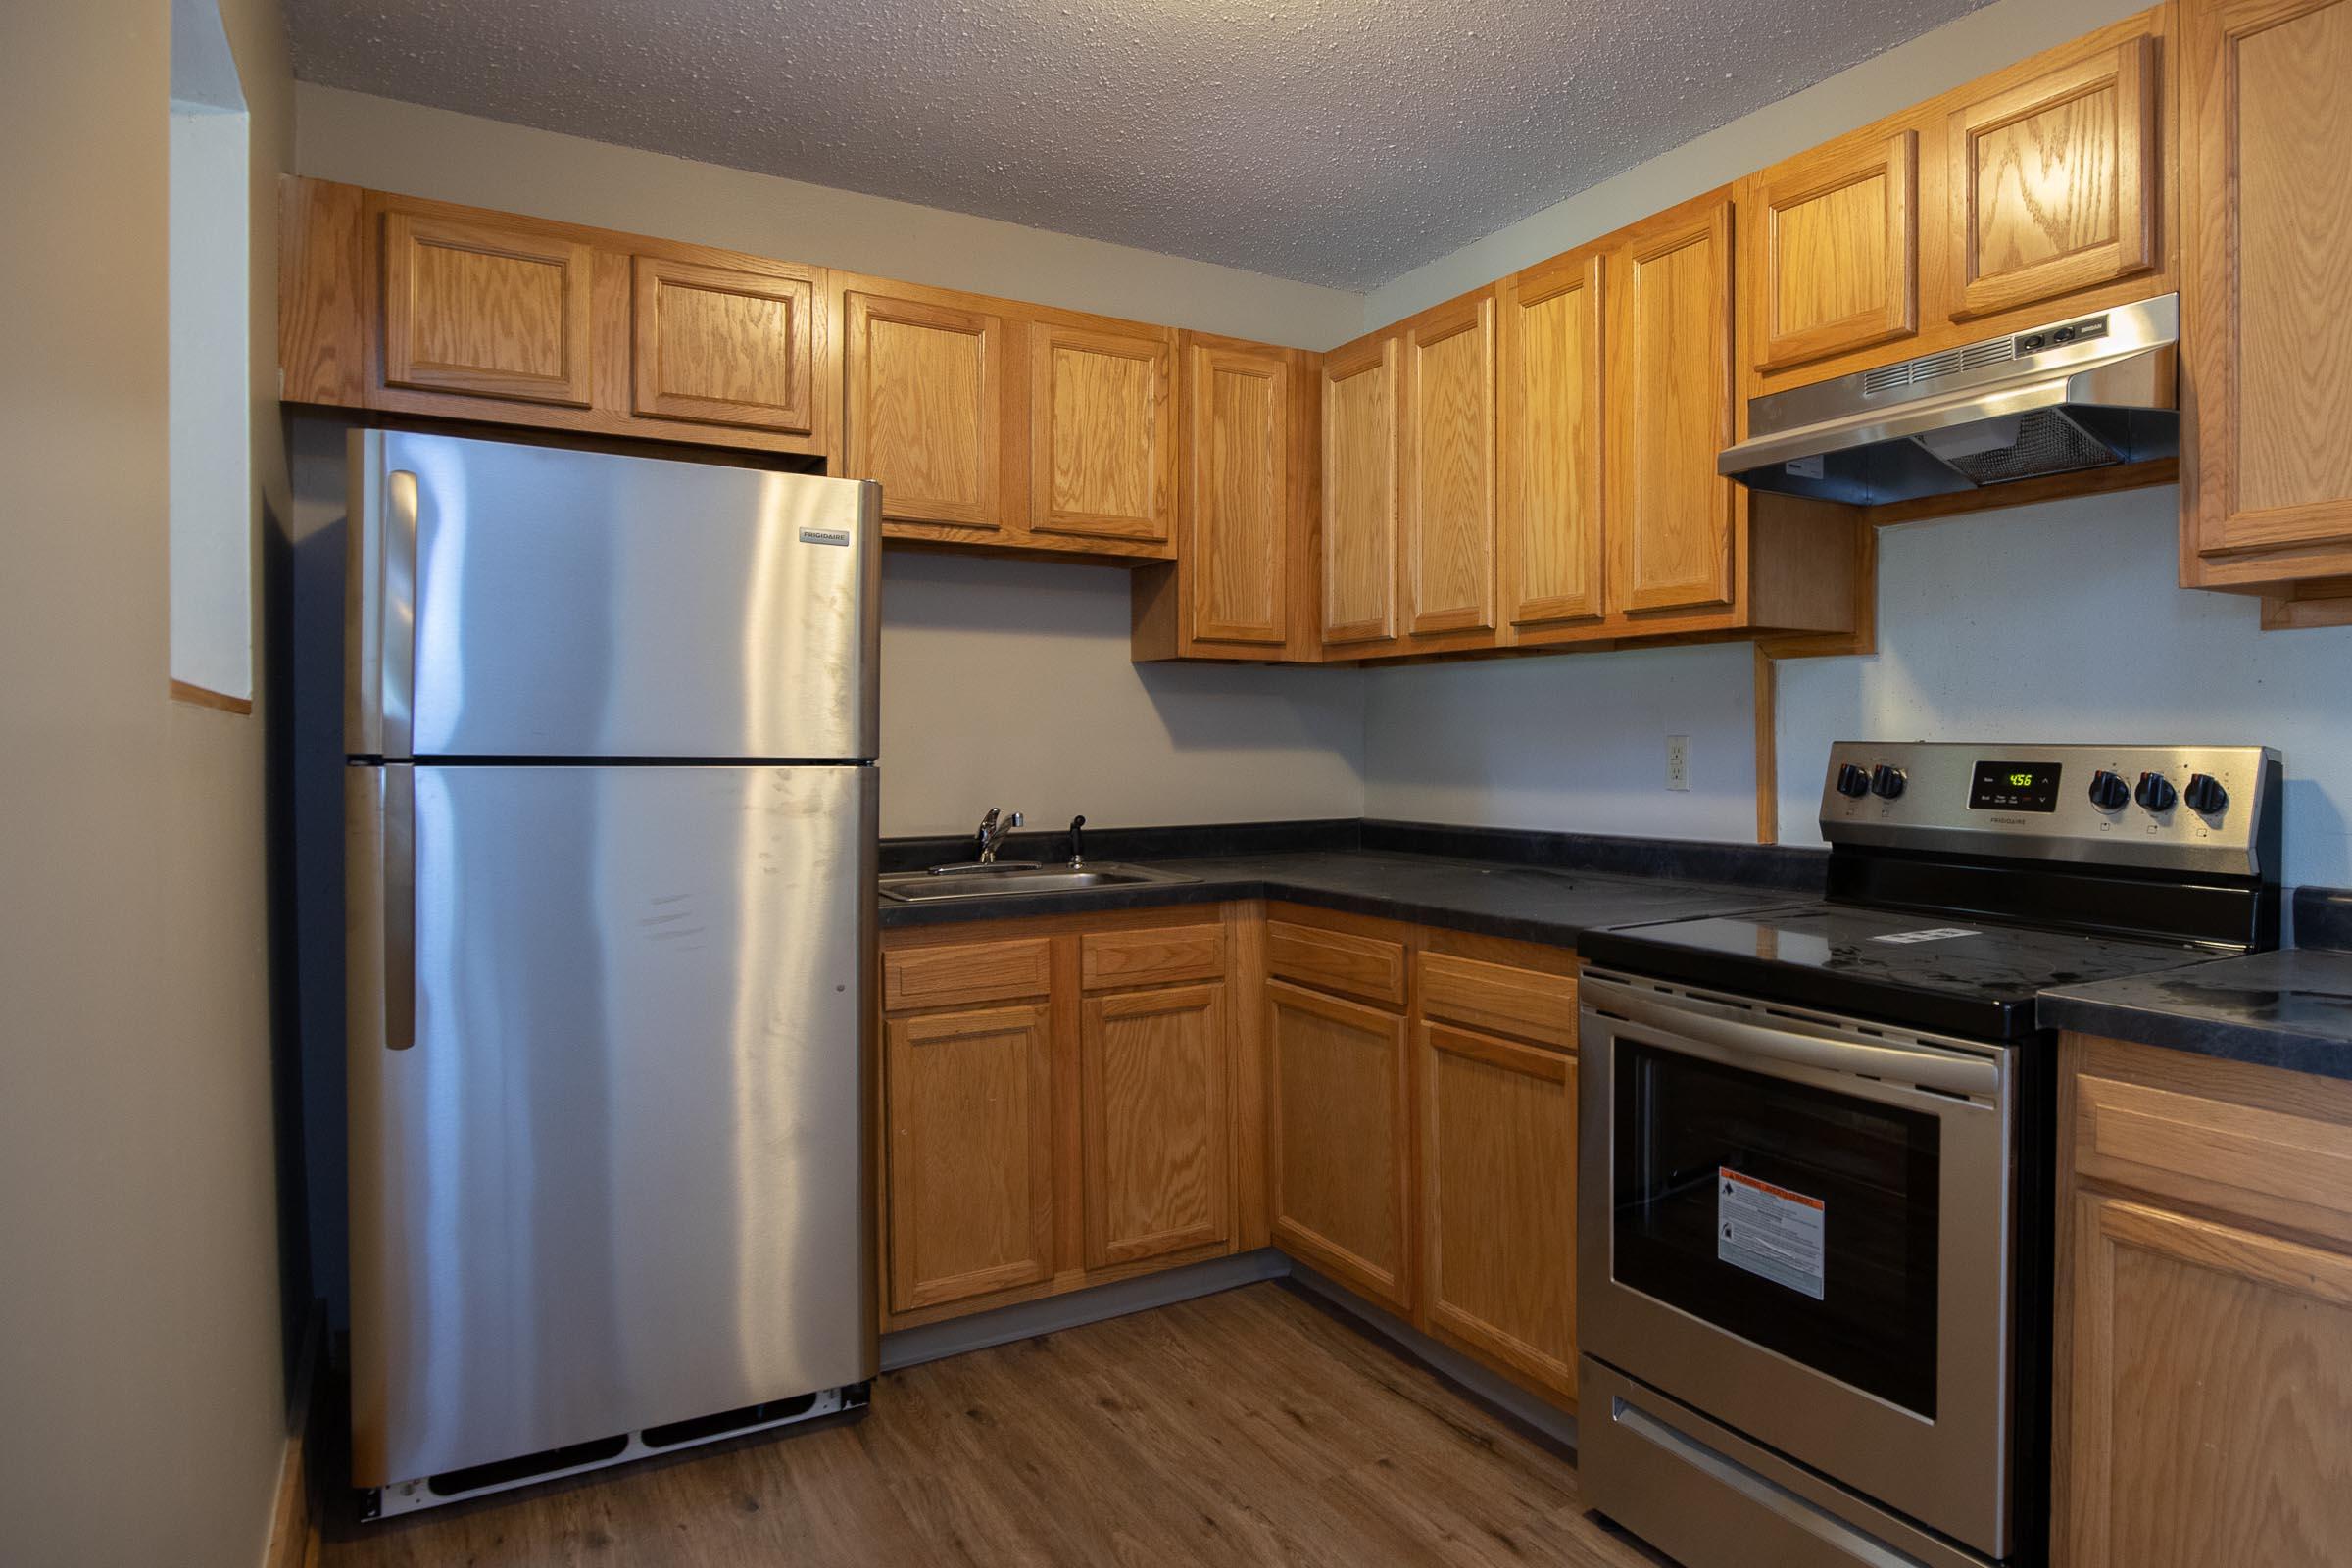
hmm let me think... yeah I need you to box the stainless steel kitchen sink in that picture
[877,862,1197,903]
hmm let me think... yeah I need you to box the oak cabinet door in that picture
[1398,294,1498,638]
[2061,1194,2352,1567]
[2183,0,2352,560]
[1186,342,1293,646]
[1320,336,1401,648]
[1265,979,1410,1310]
[629,256,813,433]
[1080,983,1230,1270]
[1947,34,2157,321]
[884,1003,1054,1313]
[1498,252,1605,630]
[1030,324,1176,544]
[843,290,1006,530]
[1419,1025,1577,1403]
[1608,199,1737,615]
[383,211,594,406]
[1753,129,1919,370]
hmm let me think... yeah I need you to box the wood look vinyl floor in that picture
[321,1282,1669,1568]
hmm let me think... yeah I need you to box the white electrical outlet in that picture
[1666,735,1691,791]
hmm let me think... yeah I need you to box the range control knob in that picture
[2134,771,2179,812]
[1869,764,1908,801]
[2182,773,2230,816]
[1835,762,1873,799]
[2086,769,2132,810]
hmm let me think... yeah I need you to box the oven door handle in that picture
[1584,979,2000,1099]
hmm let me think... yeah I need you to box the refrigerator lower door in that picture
[347,762,878,1487]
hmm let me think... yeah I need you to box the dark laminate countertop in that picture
[877,848,1803,950]
[2039,947,2352,1082]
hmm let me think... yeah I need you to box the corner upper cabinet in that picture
[1320,333,1403,652]
[2180,0,2352,595]
[1750,129,1919,371]
[630,255,815,434]
[383,211,595,406]
[1029,323,1177,546]
[1947,31,2159,321]
[1498,249,1606,635]
[1397,293,1499,644]
[1608,195,1738,615]
[841,287,1008,533]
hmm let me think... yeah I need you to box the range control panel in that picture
[1819,742,2281,877]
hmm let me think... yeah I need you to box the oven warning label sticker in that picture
[1717,1168,1827,1300]
[1870,926,1981,945]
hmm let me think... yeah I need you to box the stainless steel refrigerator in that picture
[342,430,880,1515]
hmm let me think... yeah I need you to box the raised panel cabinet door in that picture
[2061,1194,2352,1567]
[1498,252,1605,629]
[1399,295,1499,639]
[1947,33,2157,321]
[2184,0,2352,559]
[1754,129,1919,370]
[1080,982,1231,1270]
[884,1003,1054,1313]
[1320,336,1401,647]
[1419,1025,1577,1402]
[629,256,813,433]
[1265,979,1410,1310]
[382,211,594,406]
[1607,199,1738,615]
[843,291,1005,530]
[1187,342,1292,645]
[1030,323,1176,543]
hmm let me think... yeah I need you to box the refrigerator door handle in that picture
[383,764,416,1050]
[380,466,418,761]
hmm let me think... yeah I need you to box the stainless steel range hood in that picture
[1718,293,2178,506]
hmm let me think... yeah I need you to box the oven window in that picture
[1613,1039,1940,1416]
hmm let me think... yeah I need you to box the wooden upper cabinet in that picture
[2182,0,2352,570]
[1752,129,1918,370]
[883,1002,1054,1313]
[1186,340,1293,645]
[1608,197,1738,615]
[843,289,1006,531]
[1079,982,1230,1270]
[1030,323,1176,543]
[1321,335,1402,648]
[629,256,814,433]
[1398,293,1498,639]
[1498,251,1605,631]
[1948,32,2158,320]
[383,211,594,406]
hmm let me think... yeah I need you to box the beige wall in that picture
[0,0,295,1563]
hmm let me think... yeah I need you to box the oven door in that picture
[1578,970,2015,1558]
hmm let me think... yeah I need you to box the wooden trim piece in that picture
[1753,128,1919,371]
[169,679,254,715]
[1752,646,1778,844]
[278,176,367,407]
[883,937,1054,1011]
[1229,903,1271,1251]
[629,255,815,433]
[2261,581,2352,630]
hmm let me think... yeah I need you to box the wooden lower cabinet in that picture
[1080,981,1230,1269]
[2055,1034,2352,1565]
[1265,978,1413,1311]
[1418,1023,1578,1403]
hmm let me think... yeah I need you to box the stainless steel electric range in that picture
[1574,742,2283,1568]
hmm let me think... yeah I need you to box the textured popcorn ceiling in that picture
[284,0,1990,290]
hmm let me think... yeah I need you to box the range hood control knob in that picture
[1869,764,1908,801]
[2135,772,2179,812]
[2086,770,2131,811]
[2182,774,2229,816]
[1836,762,1873,799]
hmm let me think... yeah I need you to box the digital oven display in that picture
[1968,760,2063,812]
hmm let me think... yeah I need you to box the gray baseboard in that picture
[879,1250,1291,1371]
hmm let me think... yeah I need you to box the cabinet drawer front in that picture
[883,937,1053,1010]
[2076,1070,2352,1246]
[1267,919,1406,1006]
[1416,952,1578,1050]
[1080,924,1226,991]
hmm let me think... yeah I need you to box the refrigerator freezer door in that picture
[348,429,879,761]
[346,762,878,1486]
